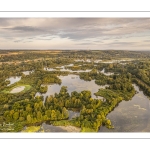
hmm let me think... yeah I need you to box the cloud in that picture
[1,18,150,40]
[2,25,45,33]
[110,41,137,45]
[143,40,150,42]
[14,40,24,43]
[0,18,150,50]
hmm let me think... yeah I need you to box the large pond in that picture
[32,83,150,132]
[6,76,21,86]
[99,84,150,132]
[35,74,107,102]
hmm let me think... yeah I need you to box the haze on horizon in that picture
[0,18,150,51]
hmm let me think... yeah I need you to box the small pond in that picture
[10,86,25,93]
[22,70,34,75]
[6,76,21,86]
[100,68,114,76]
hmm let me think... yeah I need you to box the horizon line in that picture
[0,49,150,51]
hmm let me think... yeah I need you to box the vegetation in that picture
[39,85,48,93]
[0,50,150,132]
[22,126,41,132]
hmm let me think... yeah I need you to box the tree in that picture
[62,107,69,119]
[51,110,57,120]
[13,112,19,121]
[27,115,32,123]
[37,111,42,121]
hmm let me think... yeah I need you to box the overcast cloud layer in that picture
[0,18,150,50]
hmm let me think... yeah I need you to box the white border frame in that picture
[0,11,150,139]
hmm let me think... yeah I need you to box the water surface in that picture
[100,68,114,76]
[22,70,34,75]
[44,67,91,72]
[6,76,21,86]
[39,122,80,132]
[35,74,106,102]
[10,86,25,93]
[99,84,150,132]
[68,110,80,120]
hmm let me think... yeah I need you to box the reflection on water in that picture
[35,74,106,102]
[99,84,150,132]
[6,76,21,86]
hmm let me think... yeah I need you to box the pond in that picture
[10,86,25,93]
[22,70,34,75]
[68,110,80,120]
[99,84,150,132]
[6,76,21,86]
[35,74,107,102]
[100,68,114,76]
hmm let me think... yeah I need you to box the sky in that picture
[0,18,150,50]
